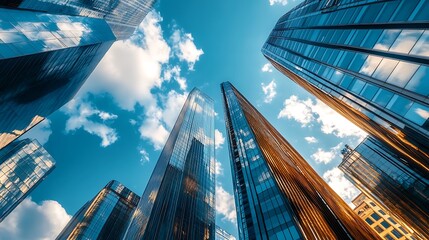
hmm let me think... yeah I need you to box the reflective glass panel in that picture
[386,61,419,88]
[404,103,429,126]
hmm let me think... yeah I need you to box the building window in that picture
[365,218,374,225]
[391,229,403,238]
[374,225,383,233]
[380,220,390,229]
[371,213,381,221]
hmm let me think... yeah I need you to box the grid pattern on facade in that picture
[0,138,55,222]
[222,82,302,240]
[221,82,379,240]
[125,88,215,240]
[56,180,140,240]
[262,0,429,177]
[352,193,415,240]
[9,0,156,40]
[215,225,236,240]
[339,137,429,239]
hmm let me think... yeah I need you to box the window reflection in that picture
[404,103,429,126]
[386,95,413,116]
[405,65,429,96]
[386,61,419,88]
[390,30,423,54]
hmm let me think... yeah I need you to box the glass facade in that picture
[125,88,216,239]
[352,193,416,240]
[0,138,55,222]
[0,1,155,150]
[262,0,429,177]
[215,225,236,240]
[12,0,156,40]
[221,82,378,240]
[56,180,140,240]
[339,136,429,239]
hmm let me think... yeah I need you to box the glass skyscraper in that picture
[262,0,429,177]
[0,0,155,150]
[215,225,236,240]
[352,193,416,240]
[125,88,216,239]
[0,138,55,222]
[339,136,429,239]
[221,82,378,239]
[56,180,140,240]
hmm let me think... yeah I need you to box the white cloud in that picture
[0,198,71,240]
[171,30,204,71]
[139,111,170,150]
[62,98,118,147]
[163,65,187,90]
[139,149,150,164]
[323,167,359,203]
[20,119,52,145]
[81,11,171,111]
[311,148,335,164]
[216,185,236,223]
[278,95,367,139]
[215,159,223,175]
[129,119,137,125]
[161,91,188,129]
[311,143,342,164]
[261,63,273,72]
[278,95,314,126]
[139,90,188,150]
[215,129,225,149]
[261,80,277,103]
[269,0,288,6]
[74,12,204,151]
[304,136,318,144]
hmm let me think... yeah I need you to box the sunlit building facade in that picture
[125,88,216,239]
[221,82,378,240]
[215,225,236,240]
[340,136,429,239]
[56,180,140,240]
[0,0,155,150]
[263,0,429,178]
[0,138,55,222]
[352,193,416,240]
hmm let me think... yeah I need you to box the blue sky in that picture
[0,1,368,239]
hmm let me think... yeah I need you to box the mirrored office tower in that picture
[215,226,236,240]
[221,82,378,239]
[0,0,155,150]
[339,136,429,239]
[56,180,140,240]
[125,88,216,239]
[0,138,55,222]
[262,0,429,177]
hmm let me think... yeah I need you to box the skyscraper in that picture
[0,138,55,222]
[339,136,429,239]
[56,180,140,240]
[352,193,416,240]
[215,225,236,240]
[221,82,378,239]
[262,0,429,177]
[125,88,216,239]
[0,0,155,150]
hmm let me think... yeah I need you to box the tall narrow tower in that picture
[262,0,429,177]
[56,180,140,240]
[221,82,379,239]
[125,88,216,239]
